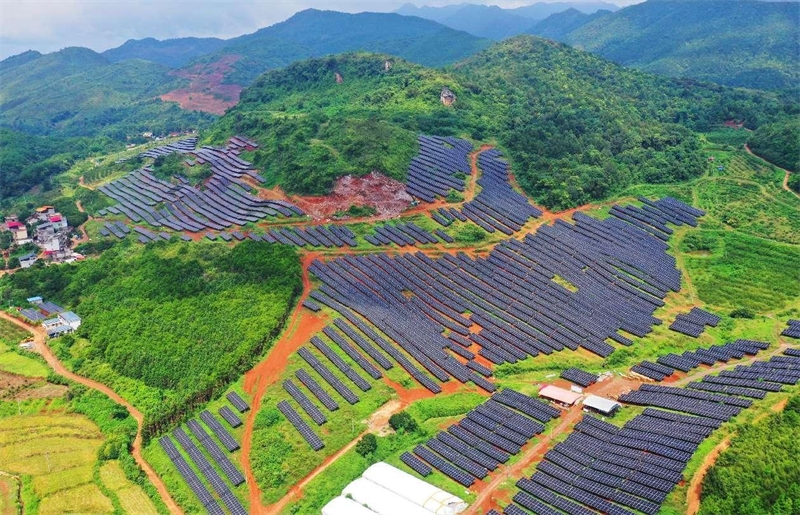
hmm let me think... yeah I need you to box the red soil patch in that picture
[160,55,243,115]
[290,172,413,221]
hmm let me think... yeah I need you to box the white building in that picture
[325,462,468,515]
[58,311,81,330]
[19,252,38,268]
[362,463,467,515]
[342,478,434,515]
[321,496,379,515]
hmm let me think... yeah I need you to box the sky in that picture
[0,0,638,60]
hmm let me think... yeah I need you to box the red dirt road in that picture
[0,312,183,515]
[241,253,328,514]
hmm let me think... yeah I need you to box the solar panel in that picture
[277,400,324,451]
[199,411,240,452]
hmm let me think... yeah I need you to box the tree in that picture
[389,411,419,433]
[355,433,377,457]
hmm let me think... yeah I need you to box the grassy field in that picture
[0,318,46,378]
[0,411,110,514]
[99,461,158,515]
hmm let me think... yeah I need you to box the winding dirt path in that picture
[0,311,183,515]
[241,253,328,514]
[744,143,799,199]
[686,438,729,515]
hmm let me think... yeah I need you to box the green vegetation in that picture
[335,204,378,218]
[212,38,790,209]
[151,153,211,185]
[0,386,167,515]
[0,241,301,438]
[748,117,800,173]
[682,230,799,313]
[0,47,212,139]
[454,224,486,244]
[561,0,800,90]
[0,129,119,203]
[699,396,800,515]
[355,433,378,457]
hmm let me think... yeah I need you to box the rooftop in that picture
[539,384,583,405]
[583,394,621,414]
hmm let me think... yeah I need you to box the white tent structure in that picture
[342,478,434,515]
[361,462,468,515]
[321,495,379,515]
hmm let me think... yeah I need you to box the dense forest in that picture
[748,117,800,173]
[561,0,800,90]
[0,241,302,438]
[0,128,119,202]
[0,47,213,138]
[699,396,800,515]
[211,38,792,209]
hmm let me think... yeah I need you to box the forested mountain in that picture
[208,36,789,209]
[395,2,618,39]
[0,49,42,73]
[101,36,226,68]
[527,8,608,41]
[184,9,490,86]
[560,0,800,90]
[0,49,212,138]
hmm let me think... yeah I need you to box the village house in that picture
[18,252,38,268]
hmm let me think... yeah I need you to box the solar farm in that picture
[115,133,799,515]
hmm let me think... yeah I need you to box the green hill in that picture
[0,49,213,138]
[208,36,788,209]
[561,0,800,90]
[527,8,609,41]
[0,49,42,73]
[188,9,491,87]
[101,37,226,68]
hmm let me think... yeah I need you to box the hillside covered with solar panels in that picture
[0,27,798,515]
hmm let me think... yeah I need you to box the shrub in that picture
[729,308,756,319]
[388,411,418,433]
[355,433,377,457]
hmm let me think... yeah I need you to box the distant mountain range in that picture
[395,1,619,40]
[0,0,796,140]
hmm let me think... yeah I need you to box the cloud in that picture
[0,0,640,60]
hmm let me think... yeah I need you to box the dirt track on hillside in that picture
[0,312,183,515]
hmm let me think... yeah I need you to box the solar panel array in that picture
[669,307,720,338]
[158,435,225,515]
[302,197,702,395]
[186,419,245,486]
[634,339,768,381]
[781,320,800,339]
[452,150,542,235]
[277,400,324,451]
[254,225,356,248]
[226,391,249,413]
[98,137,304,231]
[218,406,242,428]
[365,222,443,247]
[499,362,775,515]
[407,389,559,487]
[199,411,240,452]
[785,347,800,357]
[173,427,247,515]
[405,135,472,202]
[560,367,599,387]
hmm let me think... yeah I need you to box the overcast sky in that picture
[0,0,639,60]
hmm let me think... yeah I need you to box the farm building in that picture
[322,496,377,515]
[362,462,467,514]
[582,394,621,416]
[538,384,583,407]
[19,252,38,268]
[324,462,468,515]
